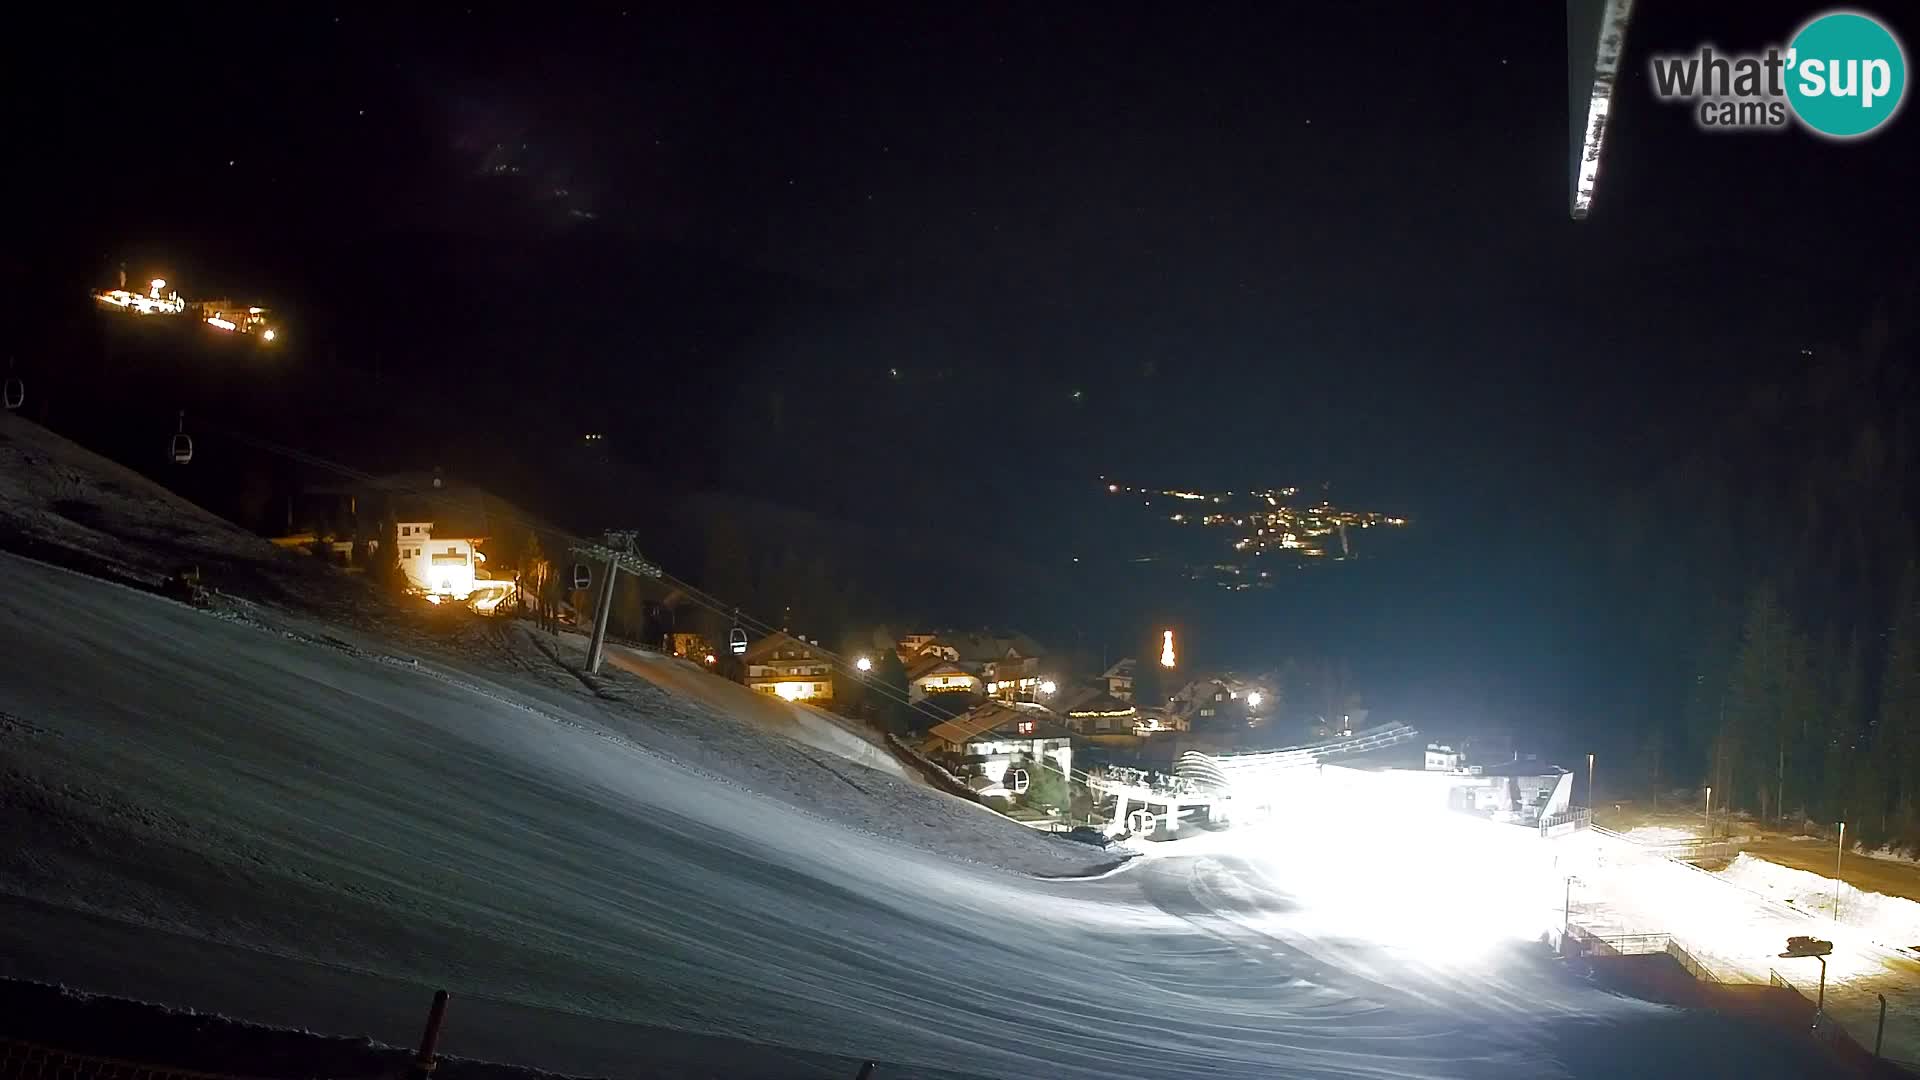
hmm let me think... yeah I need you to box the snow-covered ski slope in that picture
[0,552,1847,1078]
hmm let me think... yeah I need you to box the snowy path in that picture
[0,554,1836,1077]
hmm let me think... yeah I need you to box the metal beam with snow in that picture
[1568,0,1635,221]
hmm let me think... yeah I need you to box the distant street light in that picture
[1246,691,1263,709]
[1039,679,1057,696]
[855,656,873,673]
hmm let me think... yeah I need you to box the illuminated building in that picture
[93,270,280,340]
[907,657,982,702]
[395,520,486,601]
[193,299,278,339]
[743,631,836,703]
[94,276,185,315]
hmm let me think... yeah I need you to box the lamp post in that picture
[1704,785,1713,838]
[1588,753,1596,810]
[1780,936,1834,1020]
[1835,822,1845,922]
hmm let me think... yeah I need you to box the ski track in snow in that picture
[0,553,1840,1078]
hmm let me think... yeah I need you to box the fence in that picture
[1538,807,1591,838]
[1,989,889,1080]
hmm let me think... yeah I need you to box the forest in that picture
[1604,301,1919,851]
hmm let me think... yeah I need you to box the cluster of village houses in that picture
[272,495,1567,833]
[718,626,1373,809]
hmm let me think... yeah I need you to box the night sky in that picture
[8,3,1918,739]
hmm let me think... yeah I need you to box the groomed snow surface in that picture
[0,552,1848,1078]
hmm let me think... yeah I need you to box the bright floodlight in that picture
[1039,679,1056,695]
[150,278,166,291]
[855,656,872,672]
[1160,629,1176,668]
[1568,0,1635,220]
[263,328,277,342]
[1247,691,1263,708]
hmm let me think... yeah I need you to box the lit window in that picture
[1017,720,1035,735]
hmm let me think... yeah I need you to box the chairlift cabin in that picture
[2,376,21,411]
[169,413,193,465]
[1009,768,1030,795]
[570,563,591,591]
[728,626,749,655]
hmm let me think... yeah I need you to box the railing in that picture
[1539,807,1591,838]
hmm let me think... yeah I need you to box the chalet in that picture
[743,632,836,702]
[926,701,1073,797]
[1050,685,1140,735]
[1101,658,1137,701]
[907,656,983,702]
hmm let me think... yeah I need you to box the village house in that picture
[743,631,836,703]
[925,701,1073,800]
[1049,685,1141,736]
[906,656,983,702]
[1101,658,1137,701]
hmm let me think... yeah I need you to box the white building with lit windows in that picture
[394,521,486,600]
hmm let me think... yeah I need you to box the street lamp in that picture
[1704,785,1713,838]
[855,656,872,673]
[1247,691,1263,709]
[1780,936,1834,1017]
[1039,679,1057,696]
[1588,753,1596,810]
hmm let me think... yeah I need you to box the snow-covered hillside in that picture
[0,552,1849,1078]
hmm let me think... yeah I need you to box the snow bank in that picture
[1623,825,1700,845]
[1718,852,1920,950]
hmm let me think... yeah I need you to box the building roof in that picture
[907,656,972,681]
[1057,690,1138,720]
[928,702,1069,746]
[1101,658,1137,680]
[377,474,500,539]
[930,630,1046,663]
[742,631,833,664]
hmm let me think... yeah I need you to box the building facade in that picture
[743,632,836,702]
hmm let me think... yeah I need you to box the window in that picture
[400,525,411,537]
[1017,720,1035,735]
[1200,708,1214,717]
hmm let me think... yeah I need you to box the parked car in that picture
[1062,825,1112,848]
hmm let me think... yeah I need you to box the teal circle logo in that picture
[1786,11,1907,138]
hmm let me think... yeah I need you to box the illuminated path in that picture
[0,553,1837,1078]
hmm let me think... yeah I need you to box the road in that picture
[0,553,1838,1078]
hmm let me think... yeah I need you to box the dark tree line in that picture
[1606,305,1920,849]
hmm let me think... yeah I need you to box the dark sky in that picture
[7,3,1918,731]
